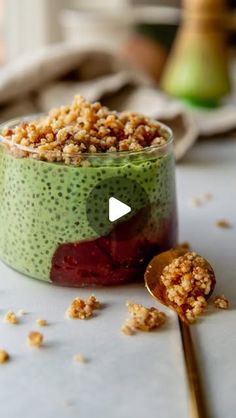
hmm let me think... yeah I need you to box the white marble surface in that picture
[0,138,235,418]
[177,138,236,418]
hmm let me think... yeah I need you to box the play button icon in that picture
[86,176,151,239]
[109,197,131,222]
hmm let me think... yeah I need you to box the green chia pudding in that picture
[0,96,177,286]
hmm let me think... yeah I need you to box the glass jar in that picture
[0,116,178,287]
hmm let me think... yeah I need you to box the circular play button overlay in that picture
[86,176,151,239]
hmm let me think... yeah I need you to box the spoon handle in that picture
[179,319,209,418]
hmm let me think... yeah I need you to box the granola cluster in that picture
[3,311,18,325]
[27,331,44,347]
[36,319,47,327]
[161,252,215,323]
[122,301,166,335]
[73,353,87,363]
[214,295,229,310]
[0,349,9,364]
[17,309,27,316]
[66,295,100,319]
[215,220,231,229]
[190,192,213,207]
[0,287,230,365]
[1,95,168,165]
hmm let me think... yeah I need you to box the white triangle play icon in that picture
[109,197,131,222]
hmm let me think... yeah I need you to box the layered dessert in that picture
[0,96,177,286]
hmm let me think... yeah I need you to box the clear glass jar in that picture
[0,116,178,286]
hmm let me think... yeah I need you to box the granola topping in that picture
[1,95,168,165]
[161,252,215,322]
[66,295,100,319]
[214,295,229,310]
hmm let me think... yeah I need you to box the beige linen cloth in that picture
[0,43,236,160]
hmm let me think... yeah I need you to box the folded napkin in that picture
[0,43,235,160]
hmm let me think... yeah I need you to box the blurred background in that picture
[0,0,235,70]
[0,0,236,156]
[0,0,235,84]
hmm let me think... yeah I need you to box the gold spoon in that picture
[145,250,210,418]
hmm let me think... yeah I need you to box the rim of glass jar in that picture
[0,114,173,159]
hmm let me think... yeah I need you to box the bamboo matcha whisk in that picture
[161,0,231,108]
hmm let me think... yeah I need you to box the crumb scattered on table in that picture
[0,350,9,364]
[73,354,87,363]
[190,192,213,207]
[3,311,18,324]
[176,242,191,251]
[190,197,202,207]
[122,302,166,334]
[121,323,135,336]
[215,219,232,229]
[203,192,213,200]
[214,295,229,310]
[27,331,44,347]
[17,309,27,316]
[64,399,74,407]
[36,319,47,327]
[66,295,100,319]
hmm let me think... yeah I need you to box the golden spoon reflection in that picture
[145,249,209,418]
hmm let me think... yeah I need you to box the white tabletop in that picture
[0,138,235,418]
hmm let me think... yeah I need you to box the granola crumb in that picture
[215,219,231,229]
[73,353,87,363]
[0,349,9,364]
[203,192,213,200]
[123,301,166,332]
[176,242,191,251]
[190,193,213,207]
[17,309,27,316]
[190,197,202,207]
[36,319,47,327]
[3,311,18,324]
[214,295,229,310]
[27,331,44,347]
[86,295,100,310]
[64,399,74,407]
[66,295,100,319]
[121,323,135,336]
[161,252,215,323]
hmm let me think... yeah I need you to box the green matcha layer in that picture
[0,148,176,282]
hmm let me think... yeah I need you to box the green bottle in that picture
[161,0,231,108]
